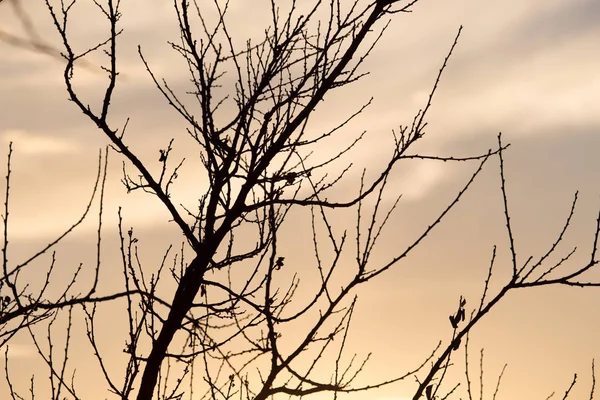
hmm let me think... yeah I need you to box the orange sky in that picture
[1,0,599,399]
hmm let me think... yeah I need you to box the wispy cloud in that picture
[0,343,35,359]
[397,162,447,201]
[1,129,79,155]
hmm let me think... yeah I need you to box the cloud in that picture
[398,162,446,201]
[0,343,35,359]
[1,129,79,155]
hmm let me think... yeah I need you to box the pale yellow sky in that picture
[1,0,599,399]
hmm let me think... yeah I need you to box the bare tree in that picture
[0,0,61,59]
[1,0,598,399]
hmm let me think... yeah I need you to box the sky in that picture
[1,0,600,399]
